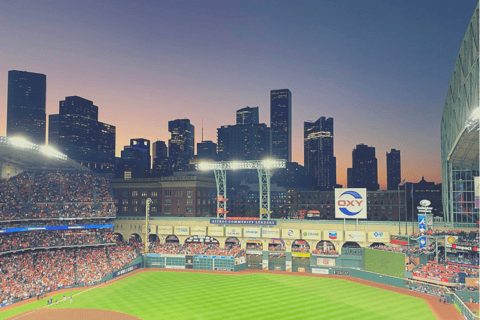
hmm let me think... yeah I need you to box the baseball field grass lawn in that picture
[0,272,437,320]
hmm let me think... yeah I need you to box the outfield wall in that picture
[145,253,247,272]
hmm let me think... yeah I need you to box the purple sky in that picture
[0,0,477,189]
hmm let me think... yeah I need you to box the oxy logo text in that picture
[337,191,363,216]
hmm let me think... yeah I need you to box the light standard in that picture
[398,179,405,235]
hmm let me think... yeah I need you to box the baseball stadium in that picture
[1,5,480,320]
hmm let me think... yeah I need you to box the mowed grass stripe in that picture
[2,272,437,320]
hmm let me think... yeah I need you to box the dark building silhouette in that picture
[7,70,47,144]
[197,140,217,160]
[304,117,336,190]
[270,89,292,162]
[117,138,151,179]
[152,140,171,177]
[48,114,59,148]
[152,140,167,160]
[386,149,401,190]
[236,106,259,125]
[348,144,379,191]
[217,123,271,161]
[51,96,115,173]
[168,119,194,172]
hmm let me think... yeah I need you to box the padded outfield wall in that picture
[364,248,405,278]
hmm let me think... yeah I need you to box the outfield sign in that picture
[301,230,321,240]
[335,188,367,219]
[323,230,343,241]
[281,228,300,239]
[243,227,260,237]
[210,219,276,225]
[191,226,206,236]
[113,263,141,278]
[332,269,350,276]
[445,235,458,248]
[157,226,173,235]
[317,258,335,266]
[262,228,280,238]
[368,231,390,242]
[174,226,190,235]
[345,231,366,242]
[312,268,329,275]
[225,227,242,237]
[291,252,310,258]
[208,226,224,237]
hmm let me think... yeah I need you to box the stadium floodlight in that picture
[39,145,68,160]
[195,159,286,171]
[8,137,37,151]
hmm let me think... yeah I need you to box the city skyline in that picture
[1,0,477,189]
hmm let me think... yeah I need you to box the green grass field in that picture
[0,271,437,320]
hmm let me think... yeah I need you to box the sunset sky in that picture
[0,0,477,189]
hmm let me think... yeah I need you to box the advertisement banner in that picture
[190,226,206,236]
[301,230,321,240]
[262,259,268,270]
[332,269,350,275]
[335,188,367,219]
[419,236,427,249]
[210,219,276,226]
[391,235,409,245]
[291,252,311,258]
[174,226,190,236]
[323,230,343,241]
[165,265,185,269]
[243,227,261,237]
[286,260,292,272]
[418,215,426,233]
[344,231,366,242]
[225,227,242,237]
[367,231,390,243]
[262,228,280,238]
[317,258,335,266]
[312,268,329,275]
[208,226,224,237]
[113,263,141,278]
[452,244,478,252]
[281,228,300,239]
[445,235,458,248]
[157,226,173,235]
[0,224,114,234]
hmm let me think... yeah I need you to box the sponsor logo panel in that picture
[368,231,390,242]
[317,258,335,266]
[301,230,321,240]
[322,230,343,241]
[191,226,206,235]
[158,226,173,235]
[334,188,367,219]
[262,228,280,238]
[281,228,300,239]
[243,227,260,237]
[345,231,365,242]
[312,268,329,275]
[225,227,242,237]
[174,226,189,235]
[208,226,224,237]
[332,269,350,276]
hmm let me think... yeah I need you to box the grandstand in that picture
[0,136,140,306]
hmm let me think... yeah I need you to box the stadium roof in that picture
[0,136,90,172]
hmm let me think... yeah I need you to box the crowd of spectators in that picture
[0,240,141,305]
[246,243,263,250]
[416,261,479,279]
[370,243,436,256]
[312,248,339,255]
[268,244,286,251]
[0,170,114,221]
[0,229,115,253]
[149,242,245,257]
[405,279,446,297]
[291,245,310,253]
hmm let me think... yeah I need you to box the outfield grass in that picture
[0,272,437,320]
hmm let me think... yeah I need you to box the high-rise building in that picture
[7,70,47,144]
[236,106,259,125]
[168,119,194,172]
[50,96,115,173]
[197,140,217,160]
[48,114,59,148]
[217,123,271,161]
[348,144,379,191]
[117,138,151,179]
[386,149,401,190]
[270,89,292,162]
[304,117,336,190]
[152,140,168,160]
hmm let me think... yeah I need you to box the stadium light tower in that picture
[196,159,286,219]
[145,198,152,253]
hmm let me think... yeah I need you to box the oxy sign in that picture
[335,188,367,219]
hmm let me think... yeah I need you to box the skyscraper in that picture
[7,70,47,144]
[48,114,59,148]
[197,140,217,160]
[236,106,259,125]
[51,96,115,173]
[217,124,271,161]
[152,140,171,178]
[152,140,168,160]
[386,149,401,190]
[304,117,336,190]
[348,144,379,191]
[117,138,151,178]
[270,89,292,162]
[168,119,194,172]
